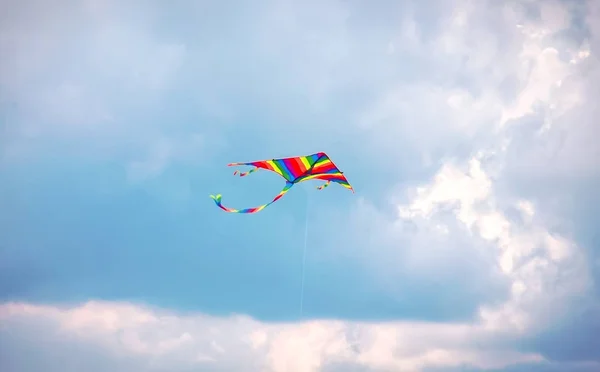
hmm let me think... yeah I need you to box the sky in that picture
[1,0,599,371]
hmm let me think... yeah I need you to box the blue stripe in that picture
[274,159,294,182]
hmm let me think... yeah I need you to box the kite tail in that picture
[210,182,294,214]
[316,181,331,190]
[233,167,258,177]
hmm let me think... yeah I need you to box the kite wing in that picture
[210,152,353,214]
[293,152,354,192]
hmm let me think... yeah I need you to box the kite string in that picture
[300,189,310,318]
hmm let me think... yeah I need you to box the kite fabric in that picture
[210,152,354,214]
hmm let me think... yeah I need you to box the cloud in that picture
[0,301,550,372]
[292,0,599,366]
[398,155,589,333]
[338,0,598,343]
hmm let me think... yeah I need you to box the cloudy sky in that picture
[1,0,599,371]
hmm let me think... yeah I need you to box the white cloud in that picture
[0,301,546,372]
[300,0,598,356]
[377,0,596,338]
[396,150,589,333]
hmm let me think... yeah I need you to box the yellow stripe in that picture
[302,172,342,180]
[266,160,284,177]
[300,156,311,171]
[298,174,317,182]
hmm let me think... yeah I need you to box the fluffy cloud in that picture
[370,0,597,343]
[0,301,549,372]
[300,0,598,367]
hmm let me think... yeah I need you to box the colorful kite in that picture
[210,152,354,213]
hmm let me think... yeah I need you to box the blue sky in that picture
[1,0,600,371]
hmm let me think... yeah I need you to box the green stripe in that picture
[274,159,294,182]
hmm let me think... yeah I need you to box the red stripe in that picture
[257,161,276,173]
[293,157,309,176]
[313,173,348,183]
[295,157,309,173]
[313,161,336,174]
[283,158,303,179]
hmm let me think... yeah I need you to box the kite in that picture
[210,152,354,213]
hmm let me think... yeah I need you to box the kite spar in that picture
[210,152,354,214]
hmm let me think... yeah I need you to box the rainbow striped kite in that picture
[210,152,354,213]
